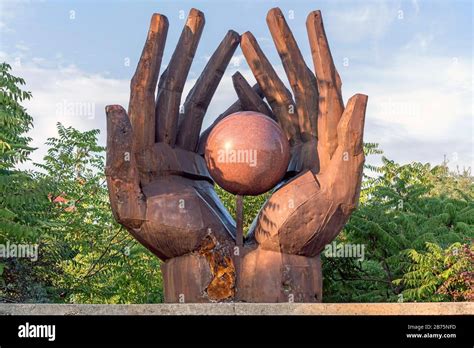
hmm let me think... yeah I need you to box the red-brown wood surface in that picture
[176,30,240,152]
[106,8,367,303]
[155,9,205,145]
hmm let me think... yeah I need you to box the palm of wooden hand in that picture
[106,8,367,303]
[106,10,239,300]
[243,9,367,256]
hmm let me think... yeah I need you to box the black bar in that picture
[0,315,472,346]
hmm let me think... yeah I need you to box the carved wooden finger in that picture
[287,138,319,174]
[267,8,318,140]
[129,14,168,155]
[326,93,367,205]
[249,95,367,257]
[306,10,344,171]
[105,105,146,229]
[241,31,301,145]
[155,8,205,145]
[176,30,240,151]
[197,83,263,154]
[232,71,274,119]
[286,95,367,255]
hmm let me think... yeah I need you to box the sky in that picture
[0,0,472,171]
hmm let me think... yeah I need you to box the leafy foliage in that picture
[0,63,34,168]
[0,66,163,302]
[1,67,472,303]
[323,154,473,302]
[33,123,163,303]
[394,243,473,301]
[215,185,269,236]
[0,63,49,301]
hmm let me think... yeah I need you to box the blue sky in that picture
[0,0,472,170]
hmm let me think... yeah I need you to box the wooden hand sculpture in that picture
[106,9,242,302]
[106,8,367,303]
[234,8,368,302]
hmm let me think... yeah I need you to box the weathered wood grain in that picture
[237,247,322,302]
[240,31,301,145]
[155,8,205,145]
[107,7,368,303]
[267,8,318,141]
[129,13,168,155]
[306,10,344,171]
[232,71,274,119]
[105,105,146,229]
[197,83,264,154]
[176,30,240,151]
[249,95,367,257]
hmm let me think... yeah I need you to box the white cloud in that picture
[15,42,29,51]
[0,0,29,33]
[255,36,273,48]
[411,0,420,15]
[7,57,129,170]
[229,54,246,69]
[343,52,473,170]
[8,51,255,170]
[0,20,13,33]
[6,39,472,173]
[403,33,434,52]
[327,1,399,42]
[350,54,470,139]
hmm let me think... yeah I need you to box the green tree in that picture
[0,63,50,302]
[35,123,163,303]
[0,62,34,168]
[323,156,473,302]
[394,242,473,301]
[2,64,472,304]
[215,185,269,235]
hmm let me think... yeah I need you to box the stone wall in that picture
[0,303,472,316]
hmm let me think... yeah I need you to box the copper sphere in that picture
[205,111,290,196]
